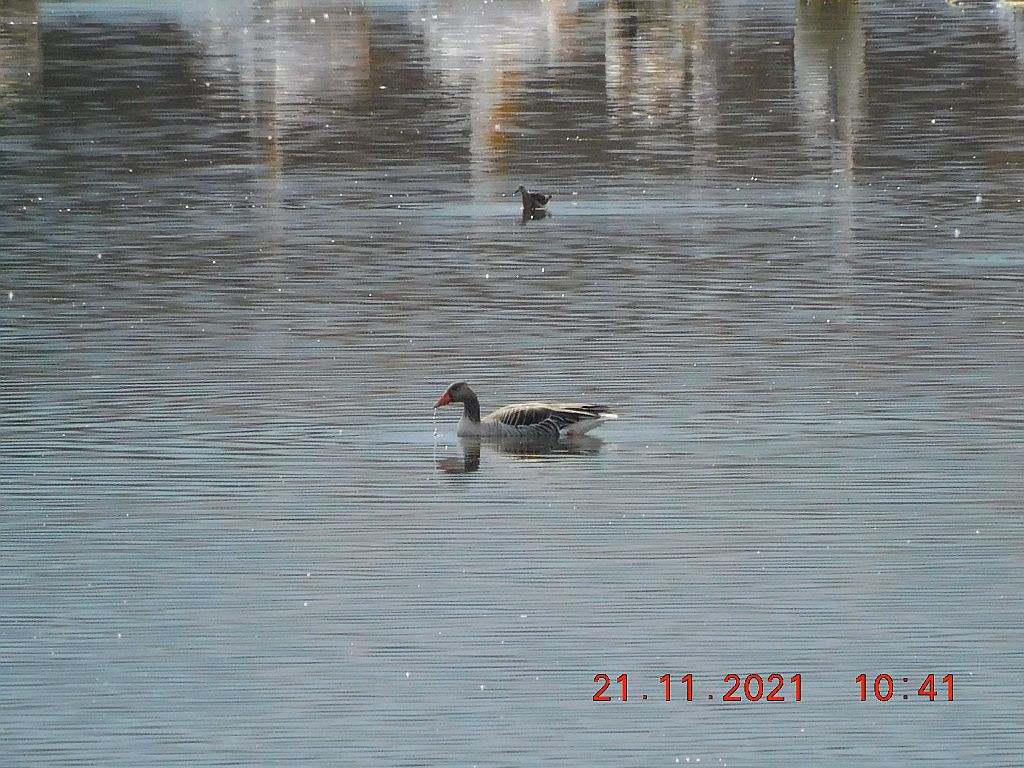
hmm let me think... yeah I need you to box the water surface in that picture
[2,1,1023,765]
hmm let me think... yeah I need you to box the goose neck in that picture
[462,392,481,423]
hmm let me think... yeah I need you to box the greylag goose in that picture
[515,185,552,213]
[434,382,617,440]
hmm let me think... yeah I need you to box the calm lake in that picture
[2,0,1023,765]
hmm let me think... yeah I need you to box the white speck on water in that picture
[484,273,489,279]
[303,601,308,607]
[975,194,982,203]
[7,291,12,300]
[379,85,387,90]
[405,671,411,678]
[954,228,961,238]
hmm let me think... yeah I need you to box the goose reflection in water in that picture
[435,435,605,474]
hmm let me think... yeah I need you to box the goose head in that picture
[434,381,475,408]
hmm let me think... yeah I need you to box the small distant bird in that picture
[515,185,552,213]
[434,381,617,440]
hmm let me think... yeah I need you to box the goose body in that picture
[514,185,552,212]
[434,382,617,440]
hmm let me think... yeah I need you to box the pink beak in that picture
[434,392,452,408]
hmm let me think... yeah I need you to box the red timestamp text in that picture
[856,673,954,701]
[593,673,802,702]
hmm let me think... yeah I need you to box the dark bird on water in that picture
[515,185,552,213]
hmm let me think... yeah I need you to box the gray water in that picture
[2,0,1023,765]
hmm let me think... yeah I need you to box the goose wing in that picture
[485,402,611,437]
